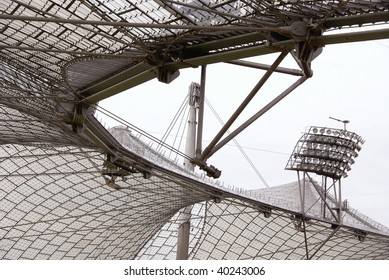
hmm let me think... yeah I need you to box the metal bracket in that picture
[273,19,324,77]
[71,103,87,133]
[146,48,180,84]
[191,158,221,179]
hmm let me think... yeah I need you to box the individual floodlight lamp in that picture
[285,126,364,179]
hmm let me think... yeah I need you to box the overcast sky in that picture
[100,27,389,227]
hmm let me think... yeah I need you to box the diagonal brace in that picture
[198,50,289,162]
[204,74,308,160]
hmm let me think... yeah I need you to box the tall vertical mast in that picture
[176,82,200,260]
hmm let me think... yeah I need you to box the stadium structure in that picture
[1,0,389,260]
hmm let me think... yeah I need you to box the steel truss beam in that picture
[199,50,289,162]
[74,27,389,105]
[0,14,275,32]
[1,11,387,32]
[192,49,310,177]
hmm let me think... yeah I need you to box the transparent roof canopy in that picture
[1,0,389,259]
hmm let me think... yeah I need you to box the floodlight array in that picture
[286,126,364,179]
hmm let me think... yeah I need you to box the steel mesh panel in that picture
[0,104,89,147]
[1,0,389,260]
[0,0,130,78]
[2,1,388,63]
[190,197,389,260]
[137,202,206,260]
[190,200,303,260]
[0,143,211,259]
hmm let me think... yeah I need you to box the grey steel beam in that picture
[180,28,389,67]
[0,44,142,59]
[0,14,275,32]
[10,0,142,50]
[207,75,308,159]
[2,7,387,32]
[79,28,389,104]
[196,65,207,157]
[314,27,389,45]
[306,174,341,223]
[80,64,157,105]
[302,218,310,260]
[199,50,289,161]
[174,32,268,55]
[308,226,340,260]
[226,60,304,76]
[323,11,389,29]
[162,0,265,25]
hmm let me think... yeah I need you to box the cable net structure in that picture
[1,0,389,259]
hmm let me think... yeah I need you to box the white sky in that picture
[100,28,389,227]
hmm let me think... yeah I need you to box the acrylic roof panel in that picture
[140,180,389,260]
[190,197,389,260]
[1,0,389,260]
[1,0,388,146]
[0,142,212,259]
[1,126,389,259]
[1,1,388,99]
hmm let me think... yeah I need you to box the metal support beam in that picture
[11,0,142,49]
[338,179,342,222]
[176,83,198,260]
[302,219,310,260]
[297,171,306,213]
[306,174,340,223]
[176,221,191,259]
[0,44,141,58]
[199,50,289,161]
[226,60,304,76]
[323,11,389,29]
[308,226,340,260]
[0,14,275,32]
[80,65,157,105]
[314,27,389,46]
[208,75,308,159]
[196,66,206,157]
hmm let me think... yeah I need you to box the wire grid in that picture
[136,202,206,260]
[1,0,389,260]
[2,1,388,79]
[0,142,211,259]
[190,196,389,260]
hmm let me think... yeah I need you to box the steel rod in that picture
[323,11,389,28]
[199,50,289,161]
[297,171,303,212]
[306,174,340,223]
[209,74,308,158]
[309,226,340,260]
[339,179,342,222]
[0,14,275,32]
[196,65,206,157]
[302,219,309,260]
[226,60,304,76]
[10,0,147,52]
[302,172,306,214]
[0,44,142,59]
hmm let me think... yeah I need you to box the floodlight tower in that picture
[285,126,364,223]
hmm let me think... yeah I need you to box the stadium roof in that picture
[1,0,389,259]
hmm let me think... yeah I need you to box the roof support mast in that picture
[188,16,331,178]
[176,80,202,260]
[192,44,315,178]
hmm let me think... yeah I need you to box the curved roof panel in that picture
[0,0,389,260]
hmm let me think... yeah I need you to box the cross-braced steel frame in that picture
[1,0,389,260]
